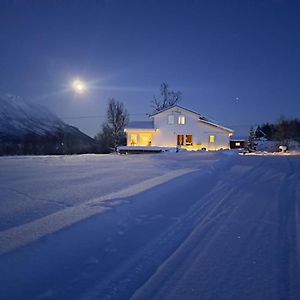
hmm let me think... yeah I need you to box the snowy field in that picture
[0,152,300,300]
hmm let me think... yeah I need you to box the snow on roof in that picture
[200,119,234,133]
[230,136,247,141]
[125,121,154,130]
[150,105,206,118]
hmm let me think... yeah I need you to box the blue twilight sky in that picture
[0,0,299,137]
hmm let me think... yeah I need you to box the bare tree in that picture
[152,82,182,112]
[96,98,129,152]
[107,98,129,149]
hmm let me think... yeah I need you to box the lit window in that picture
[235,142,241,147]
[168,115,175,124]
[139,133,152,146]
[130,134,137,146]
[178,115,185,125]
[209,135,215,143]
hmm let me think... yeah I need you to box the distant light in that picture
[72,79,87,94]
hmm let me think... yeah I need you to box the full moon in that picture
[72,79,86,94]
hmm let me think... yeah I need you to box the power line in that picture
[61,113,148,120]
[62,115,105,120]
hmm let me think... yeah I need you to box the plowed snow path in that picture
[133,156,300,300]
[0,155,299,300]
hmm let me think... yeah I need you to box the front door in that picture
[177,135,184,146]
[186,135,193,145]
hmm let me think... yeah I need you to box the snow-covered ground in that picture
[0,152,299,300]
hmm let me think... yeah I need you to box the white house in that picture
[124,105,234,151]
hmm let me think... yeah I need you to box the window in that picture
[235,142,241,147]
[178,115,185,125]
[177,135,184,146]
[139,133,152,146]
[167,115,175,124]
[209,135,215,143]
[186,135,193,146]
[130,134,137,146]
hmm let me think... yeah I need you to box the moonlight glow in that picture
[72,79,87,94]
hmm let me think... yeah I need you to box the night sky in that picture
[0,0,299,137]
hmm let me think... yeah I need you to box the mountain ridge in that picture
[0,94,95,155]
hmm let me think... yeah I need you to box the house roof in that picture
[230,135,247,141]
[150,105,234,133]
[125,121,154,130]
[150,105,207,118]
[200,119,234,133]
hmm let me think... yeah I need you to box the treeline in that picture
[257,118,300,142]
[0,131,96,156]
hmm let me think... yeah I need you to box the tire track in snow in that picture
[78,178,241,300]
[132,157,300,300]
[276,157,299,300]
[131,163,261,299]
[0,168,196,255]
[2,156,299,300]
[79,158,267,299]
[7,188,72,208]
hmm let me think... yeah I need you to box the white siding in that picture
[151,108,231,150]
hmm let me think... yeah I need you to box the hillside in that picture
[0,94,95,155]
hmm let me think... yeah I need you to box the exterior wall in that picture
[198,122,231,150]
[151,108,231,150]
[151,108,199,147]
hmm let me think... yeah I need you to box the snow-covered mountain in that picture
[0,94,95,154]
[0,94,65,137]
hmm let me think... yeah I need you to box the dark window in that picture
[186,135,193,145]
[168,115,175,124]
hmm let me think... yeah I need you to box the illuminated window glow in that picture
[178,115,185,125]
[209,135,215,143]
[139,133,152,146]
[235,142,241,146]
[130,134,137,146]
